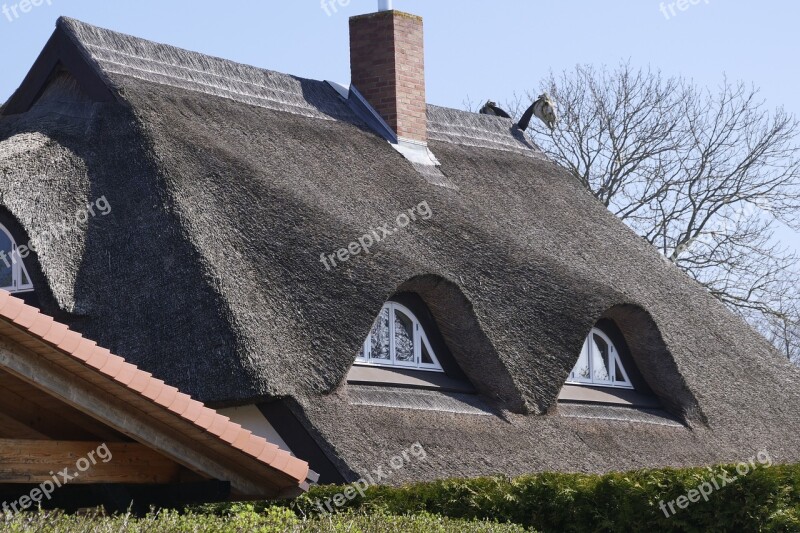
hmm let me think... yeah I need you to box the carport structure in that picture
[0,290,314,512]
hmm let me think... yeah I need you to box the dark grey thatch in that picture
[3,17,800,482]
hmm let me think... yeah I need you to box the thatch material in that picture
[2,17,800,481]
[427,105,545,158]
[59,18,355,123]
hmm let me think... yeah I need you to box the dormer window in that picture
[567,327,632,389]
[355,302,443,372]
[0,224,33,294]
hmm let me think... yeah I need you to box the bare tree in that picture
[513,62,800,363]
[755,284,800,363]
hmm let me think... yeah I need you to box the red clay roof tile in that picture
[142,378,166,400]
[182,399,206,423]
[56,330,83,354]
[243,434,268,459]
[168,393,193,417]
[269,450,292,473]
[72,338,98,362]
[219,422,243,444]
[128,372,152,393]
[14,305,39,329]
[232,429,254,449]
[194,408,216,431]
[98,354,125,377]
[257,443,280,465]
[208,415,231,437]
[42,322,70,347]
[12,303,37,327]
[153,385,179,406]
[0,296,24,321]
[85,346,112,369]
[114,362,140,386]
[28,315,54,338]
[284,457,310,483]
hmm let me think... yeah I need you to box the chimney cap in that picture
[378,0,393,11]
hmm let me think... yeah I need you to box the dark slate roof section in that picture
[57,17,359,123]
[427,105,546,158]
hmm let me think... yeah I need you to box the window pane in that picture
[353,303,443,373]
[369,307,390,360]
[393,309,415,362]
[421,341,434,365]
[591,334,611,382]
[568,329,632,389]
[0,231,12,289]
[614,360,627,383]
[20,260,29,286]
[571,338,591,380]
[356,339,366,361]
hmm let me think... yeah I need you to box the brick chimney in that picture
[349,8,427,144]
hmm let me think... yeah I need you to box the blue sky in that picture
[1,0,798,248]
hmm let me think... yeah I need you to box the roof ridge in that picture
[17,17,543,160]
[55,16,303,83]
[426,104,546,158]
[55,16,120,95]
[52,16,356,123]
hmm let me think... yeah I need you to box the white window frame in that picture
[355,302,443,372]
[566,327,633,389]
[0,224,33,294]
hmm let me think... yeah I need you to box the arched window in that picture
[355,302,443,372]
[0,224,33,294]
[567,327,632,389]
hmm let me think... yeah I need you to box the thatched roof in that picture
[2,17,800,481]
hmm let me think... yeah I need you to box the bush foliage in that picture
[274,463,800,532]
[0,506,525,532]
[6,463,800,531]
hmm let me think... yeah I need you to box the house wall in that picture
[217,405,292,454]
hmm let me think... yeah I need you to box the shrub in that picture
[0,507,527,532]
[281,462,800,532]
[17,461,799,531]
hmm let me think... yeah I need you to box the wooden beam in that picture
[0,370,128,442]
[0,413,49,440]
[0,439,181,484]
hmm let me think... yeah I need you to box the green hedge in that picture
[8,463,800,531]
[0,507,527,532]
[210,462,800,532]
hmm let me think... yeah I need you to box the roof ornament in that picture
[479,100,512,118]
[518,93,558,131]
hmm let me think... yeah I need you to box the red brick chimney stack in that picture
[349,8,427,144]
